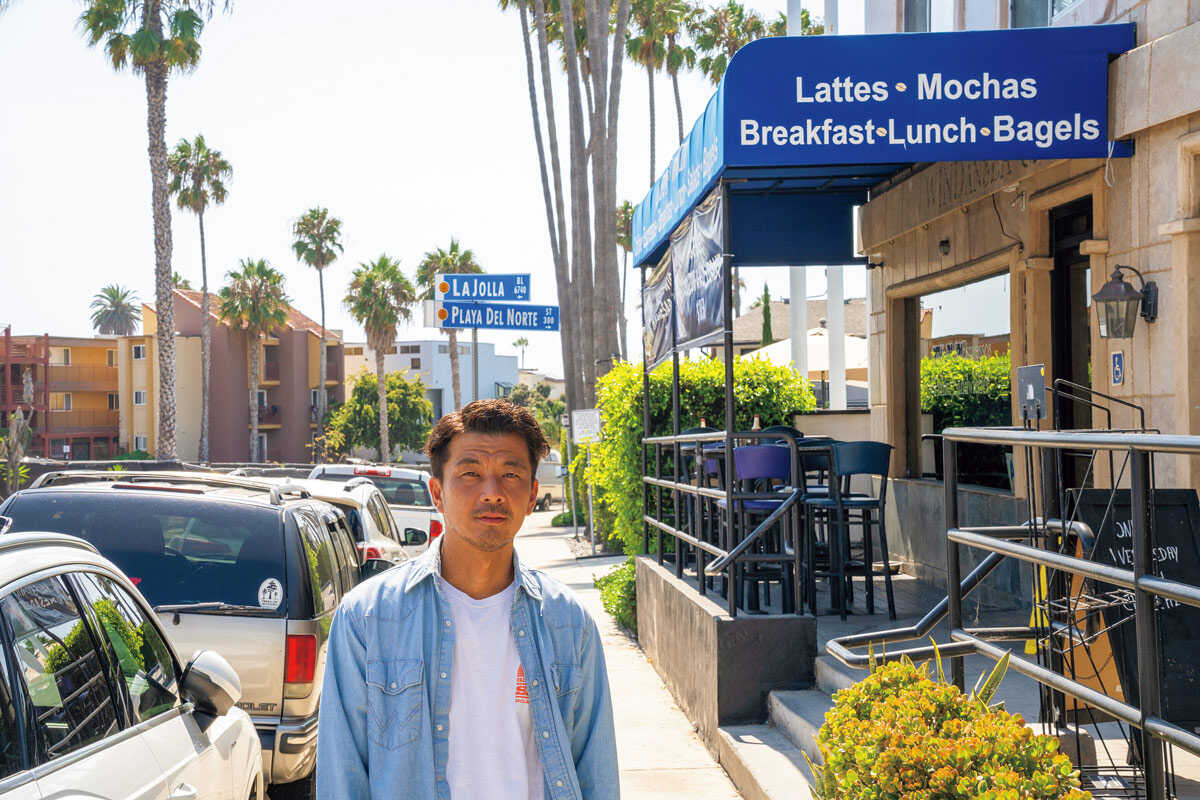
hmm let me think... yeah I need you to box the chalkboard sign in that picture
[1072,489,1200,737]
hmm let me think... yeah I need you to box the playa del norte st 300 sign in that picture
[632,24,1134,264]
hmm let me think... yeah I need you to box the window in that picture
[365,476,433,507]
[50,347,71,366]
[411,358,421,369]
[345,346,363,356]
[133,435,148,452]
[4,492,287,612]
[133,390,147,406]
[106,349,116,367]
[384,346,397,355]
[50,392,72,412]
[297,513,337,613]
[4,576,120,760]
[368,494,403,543]
[132,344,146,360]
[1015,0,1051,27]
[107,393,119,411]
[256,390,267,408]
[0,644,23,779]
[438,345,448,354]
[74,573,179,723]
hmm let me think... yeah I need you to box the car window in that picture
[329,501,365,543]
[73,573,179,724]
[0,648,24,779]
[4,492,287,614]
[324,512,358,593]
[297,513,337,614]
[367,495,399,543]
[3,577,120,761]
[367,477,432,507]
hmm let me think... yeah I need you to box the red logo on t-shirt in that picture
[515,665,529,704]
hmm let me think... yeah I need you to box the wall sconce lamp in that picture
[938,239,951,256]
[1092,265,1158,339]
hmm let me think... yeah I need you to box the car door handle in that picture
[169,784,199,800]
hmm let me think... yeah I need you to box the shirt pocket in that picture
[550,662,582,698]
[366,658,424,750]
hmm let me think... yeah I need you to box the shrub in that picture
[920,353,1012,489]
[594,556,636,634]
[551,510,585,527]
[114,450,151,461]
[587,358,816,555]
[808,653,1089,800]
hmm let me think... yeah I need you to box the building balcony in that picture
[49,364,118,392]
[262,361,281,384]
[3,385,46,407]
[47,409,118,433]
[5,341,47,362]
[253,404,282,428]
[325,357,342,384]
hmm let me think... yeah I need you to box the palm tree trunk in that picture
[376,350,388,462]
[145,59,177,460]
[533,0,580,415]
[618,249,628,360]
[249,336,260,463]
[671,67,685,143]
[318,267,328,425]
[198,210,211,463]
[647,64,656,185]
[448,329,462,410]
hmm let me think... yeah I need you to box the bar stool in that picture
[803,441,895,620]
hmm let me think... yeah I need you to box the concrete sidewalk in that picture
[517,511,742,799]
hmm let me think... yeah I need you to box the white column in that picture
[824,0,838,34]
[786,0,810,386]
[828,267,847,409]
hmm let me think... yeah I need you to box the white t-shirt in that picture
[441,577,544,799]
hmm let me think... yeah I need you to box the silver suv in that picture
[0,471,389,800]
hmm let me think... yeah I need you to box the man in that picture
[317,398,619,799]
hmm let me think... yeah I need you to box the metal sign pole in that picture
[587,447,595,555]
[472,328,479,403]
[565,415,579,540]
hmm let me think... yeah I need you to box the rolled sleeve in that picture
[317,603,371,797]
[569,614,619,800]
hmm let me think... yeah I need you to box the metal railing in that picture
[641,429,809,617]
[48,364,118,389]
[826,426,1200,800]
[47,409,118,430]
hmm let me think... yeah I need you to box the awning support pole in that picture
[721,179,738,618]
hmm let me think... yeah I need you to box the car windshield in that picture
[312,471,432,507]
[4,491,286,614]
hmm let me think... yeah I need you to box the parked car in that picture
[0,471,390,800]
[0,529,263,800]
[308,464,444,549]
[268,477,428,564]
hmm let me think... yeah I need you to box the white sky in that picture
[0,0,887,379]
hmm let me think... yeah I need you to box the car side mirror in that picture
[182,650,241,729]
[360,557,395,580]
[404,528,428,546]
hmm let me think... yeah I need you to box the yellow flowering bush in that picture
[807,656,1089,800]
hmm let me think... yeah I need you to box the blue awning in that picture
[632,23,1136,268]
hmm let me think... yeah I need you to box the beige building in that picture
[854,1,1200,492]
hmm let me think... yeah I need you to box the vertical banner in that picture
[673,189,725,350]
[642,250,674,370]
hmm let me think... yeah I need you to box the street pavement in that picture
[517,510,743,799]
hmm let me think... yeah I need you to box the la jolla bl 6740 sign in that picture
[436,273,531,302]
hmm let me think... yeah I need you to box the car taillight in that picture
[356,542,383,561]
[285,635,317,685]
[430,519,443,539]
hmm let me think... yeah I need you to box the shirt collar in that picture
[404,533,542,601]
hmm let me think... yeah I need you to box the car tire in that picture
[270,773,315,800]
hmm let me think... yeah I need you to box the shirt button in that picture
[542,730,549,739]
[436,724,444,732]
[444,619,452,627]
[518,629,526,637]
[556,780,564,788]
[437,775,445,782]
[531,679,539,687]
[389,682,397,690]
[440,672,448,679]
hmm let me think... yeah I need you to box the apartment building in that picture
[119,289,344,463]
[1,328,120,460]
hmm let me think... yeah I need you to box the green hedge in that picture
[584,358,816,556]
[594,557,637,633]
[920,353,1012,488]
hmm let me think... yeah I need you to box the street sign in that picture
[436,273,531,302]
[571,408,602,444]
[436,301,559,332]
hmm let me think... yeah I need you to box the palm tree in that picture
[616,200,634,360]
[689,1,765,85]
[218,259,288,463]
[291,207,344,428]
[627,0,667,185]
[171,272,193,290]
[168,134,232,464]
[344,256,416,463]
[513,337,530,369]
[74,0,229,462]
[662,0,696,143]
[90,285,141,336]
[416,239,482,411]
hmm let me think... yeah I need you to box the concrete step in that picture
[767,689,832,765]
[814,655,858,696]
[717,724,814,800]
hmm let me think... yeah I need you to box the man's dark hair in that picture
[425,398,551,480]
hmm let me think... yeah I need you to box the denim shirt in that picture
[316,538,620,799]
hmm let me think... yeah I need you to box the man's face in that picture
[429,431,539,553]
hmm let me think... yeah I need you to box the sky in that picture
[0,0,1003,378]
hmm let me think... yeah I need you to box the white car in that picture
[0,530,263,800]
[308,464,444,550]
